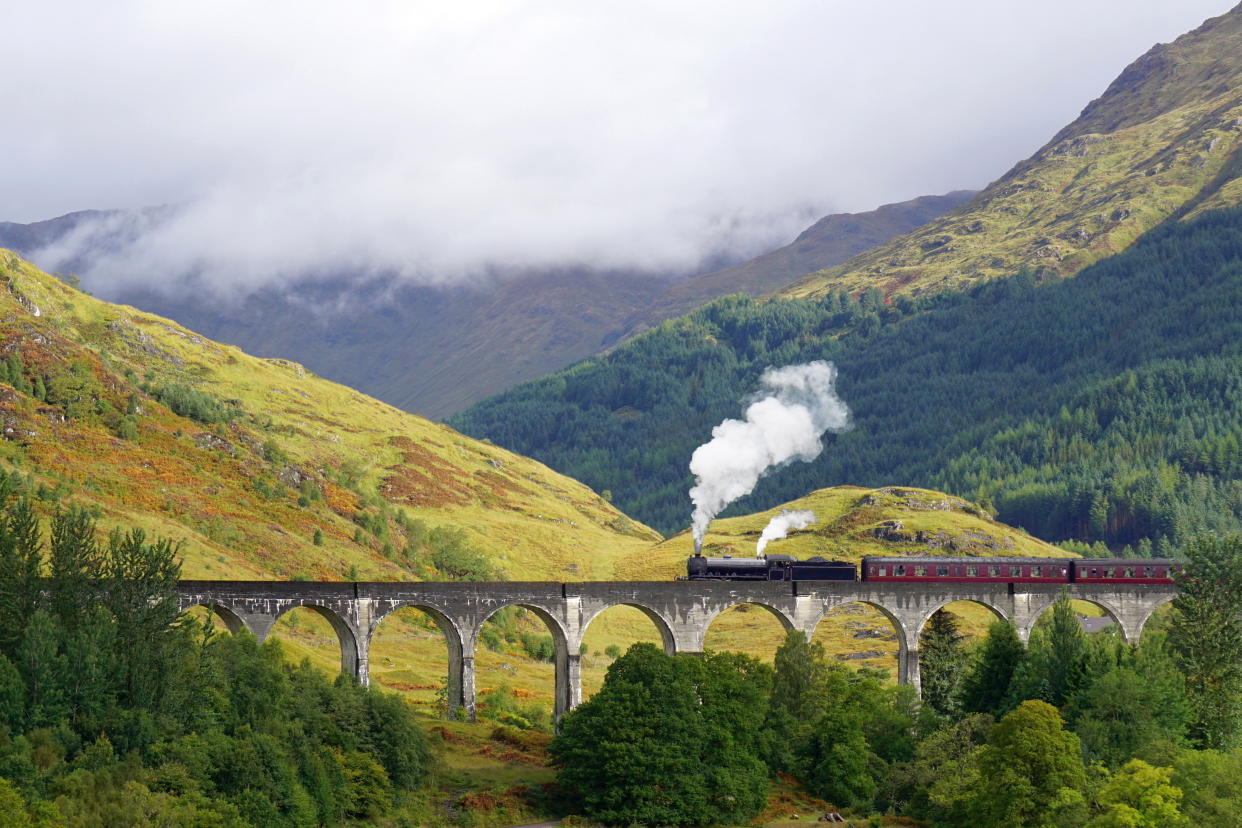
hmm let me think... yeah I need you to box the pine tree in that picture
[959,620,1025,717]
[1044,592,1088,706]
[1169,533,1242,749]
[0,495,43,657]
[47,506,101,628]
[920,609,967,716]
[763,629,827,771]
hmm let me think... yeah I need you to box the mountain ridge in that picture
[782,2,1242,299]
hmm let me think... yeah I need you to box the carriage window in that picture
[869,567,876,575]
[1144,567,1155,578]
[878,567,887,576]
[1059,567,1067,576]
[937,566,949,576]
[967,565,979,576]
[895,565,906,576]
[1089,569,1099,577]
[1124,567,1135,578]
[1031,566,1042,577]
[1104,568,1115,578]
[914,566,927,577]
[989,566,1000,577]
[1010,566,1023,577]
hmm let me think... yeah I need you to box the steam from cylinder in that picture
[689,360,851,553]
[756,509,816,556]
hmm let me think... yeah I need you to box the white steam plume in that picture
[756,509,816,557]
[689,361,850,553]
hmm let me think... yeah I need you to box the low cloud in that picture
[2,0,1230,293]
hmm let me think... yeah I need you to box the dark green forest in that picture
[0,478,432,826]
[451,207,1242,549]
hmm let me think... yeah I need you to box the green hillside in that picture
[620,484,1072,581]
[783,3,1242,299]
[0,250,659,583]
[450,205,1242,551]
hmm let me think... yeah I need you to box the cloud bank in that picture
[1,0,1231,292]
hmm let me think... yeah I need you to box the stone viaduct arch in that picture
[177,579,1179,721]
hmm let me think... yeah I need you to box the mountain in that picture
[0,249,659,582]
[0,193,970,419]
[782,2,1242,299]
[450,204,1242,549]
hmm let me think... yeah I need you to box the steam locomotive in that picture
[685,553,1179,585]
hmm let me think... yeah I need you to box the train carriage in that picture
[1071,558,1180,585]
[861,555,1070,584]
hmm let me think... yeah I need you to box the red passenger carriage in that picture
[861,556,1069,584]
[1071,558,1179,585]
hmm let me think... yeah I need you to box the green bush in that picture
[148,382,241,425]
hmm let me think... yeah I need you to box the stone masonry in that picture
[178,580,1178,721]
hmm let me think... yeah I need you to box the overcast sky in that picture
[1,0,1233,290]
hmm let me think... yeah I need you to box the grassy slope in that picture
[0,250,659,582]
[782,4,1242,299]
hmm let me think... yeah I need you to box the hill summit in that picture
[783,2,1242,299]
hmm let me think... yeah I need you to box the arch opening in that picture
[183,602,246,636]
[370,605,461,717]
[1025,598,1124,642]
[267,604,359,678]
[579,604,673,700]
[703,602,794,665]
[916,600,1010,713]
[916,600,1009,642]
[473,604,565,731]
[810,601,903,681]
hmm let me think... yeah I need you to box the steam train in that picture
[685,553,1180,585]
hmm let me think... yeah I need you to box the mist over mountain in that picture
[1,193,971,417]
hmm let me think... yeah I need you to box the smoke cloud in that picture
[689,361,850,552]
[756,509,816,557]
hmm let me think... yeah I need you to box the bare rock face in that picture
[194,432,234,453]
[278,464,313,489]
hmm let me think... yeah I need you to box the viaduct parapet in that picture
[178,580,1178,721]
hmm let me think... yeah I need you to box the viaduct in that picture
[178,580,1178,721]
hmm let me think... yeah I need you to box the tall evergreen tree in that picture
[920,609,967,716]
[103,527,182,709]
[959,620,1025,717]
[1169,533,1242,748]
[1009,592,1089,707]
[0,495,43,656]
[763,629,827,770]
[47,506,101,628]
